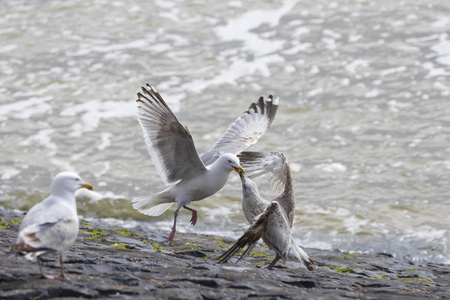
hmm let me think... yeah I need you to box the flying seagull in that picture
[10,172,93,279]
[219,152,315,270]
[132,84,279,244]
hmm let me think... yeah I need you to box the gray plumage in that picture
[132,84,279,244]
[221,152,315,270]
[10,172,93,279]
[218,201,291,269]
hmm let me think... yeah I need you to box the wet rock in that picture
[176,250,208,258]
[1,209,449,299]
[282,280,316,288]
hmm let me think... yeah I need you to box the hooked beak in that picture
[81,182,94,191]
[232,166,245,175]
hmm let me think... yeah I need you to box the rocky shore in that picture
[1,208,449,299]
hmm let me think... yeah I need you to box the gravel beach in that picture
[1,208,449,299]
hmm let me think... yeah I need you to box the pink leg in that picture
[168,208,180,245]
[58,254,69,280]
[183,205,197,226]
[38,257,55,279]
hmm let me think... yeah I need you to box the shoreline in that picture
[1,208,449,299]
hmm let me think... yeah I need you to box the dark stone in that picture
[177,277,226,288]
[177,250,208,258]
[282,280,316,288]
[1,210,449,299]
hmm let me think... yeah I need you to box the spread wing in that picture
[200,95,279,165]
[238,151,289,193]
[136,84,207,186]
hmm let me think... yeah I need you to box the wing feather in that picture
[13,218,78,256]
[136,84,207,185]
[219,201,290,264]
[262,201,291,260]
[238,151,288,193]
[201,95,279,165]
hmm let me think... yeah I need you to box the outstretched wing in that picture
[238,151,289,193]
[136,84,207,186]
[200,95,279,166]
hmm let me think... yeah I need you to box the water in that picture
[1,0,449,264]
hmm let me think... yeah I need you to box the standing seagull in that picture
[10,172,93,279]
[132,84,279,244]
[219,152,315,270]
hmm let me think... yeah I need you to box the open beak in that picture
[81,182,94,191]
[233,166,246,175]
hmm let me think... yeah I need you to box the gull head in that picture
[219,153,245,175]
[51,172,94,195]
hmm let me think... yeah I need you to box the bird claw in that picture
[190,211,198,226]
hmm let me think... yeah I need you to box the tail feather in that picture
[132,191,174,216]
[218,229,262,264]
[10,240,50,260]
[289,238,316,271]
[219,210,269,264]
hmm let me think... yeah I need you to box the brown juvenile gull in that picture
[219,152,315,270]
[132,84,279,244]
[219,199,291,269]
[10,172,94,279]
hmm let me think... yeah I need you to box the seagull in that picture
[132,84,279,244]
[219,152,315,270]
[219,199,291,269]
[10,172,93,279]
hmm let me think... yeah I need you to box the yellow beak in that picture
[81,182,94,191]
[233,166,246,175]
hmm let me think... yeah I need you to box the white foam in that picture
[67,39,150,56]
[345,59,369,74]
[431,33,450,66]
[75,189,123,203]
[403,227,448,243]
[97,132,113,151]
[0,96,53,119]
[314,163,347,173]
[0,44,17,53]
[94,161,111,178]
[1,168,21,180]
[19,129,57,155]
[60,100,136,136]
[323,29,341,39]
[432,16,450,28]
[293,27,311,37]
[290,163,301,172]
[181,0,297,93]
[180,55,284,93]
[214,0,297,56]
[348,34,362,43]
[380,66,407,77]
[307,88,323,97]
[364,89,379,98]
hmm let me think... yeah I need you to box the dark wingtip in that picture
[266,95,278,127]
